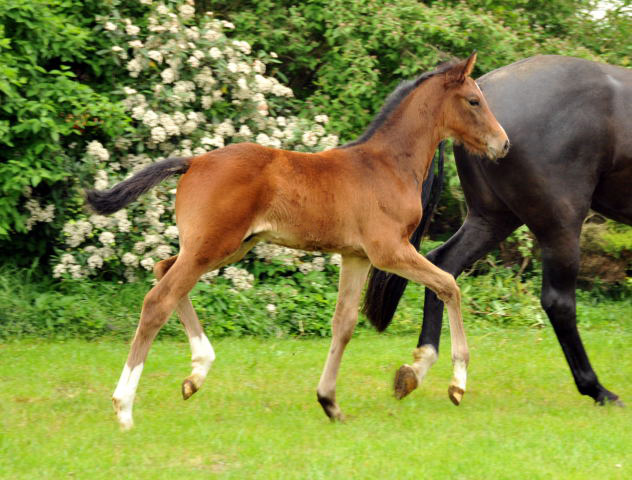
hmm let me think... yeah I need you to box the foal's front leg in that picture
[317,256,370,421]
[369,242,469,405]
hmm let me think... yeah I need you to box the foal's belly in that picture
[249,221,366,257]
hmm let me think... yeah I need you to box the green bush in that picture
[0,0,128,256]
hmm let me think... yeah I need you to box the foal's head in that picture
[430,53,509,159]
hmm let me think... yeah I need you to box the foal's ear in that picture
[462,51,477,77]
[445,51,477,87]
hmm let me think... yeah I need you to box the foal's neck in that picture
[356,84,444,188]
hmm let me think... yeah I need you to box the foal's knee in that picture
[435,273,460,305]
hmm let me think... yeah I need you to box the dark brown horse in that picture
[364,55,630,405]
[86,53,509,429]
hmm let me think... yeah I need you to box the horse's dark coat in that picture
[420,55,631,404]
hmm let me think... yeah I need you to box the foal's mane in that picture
[342,61,458,148]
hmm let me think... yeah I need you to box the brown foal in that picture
[88,52,508,429]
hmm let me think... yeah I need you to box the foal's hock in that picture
[88,52,508,429]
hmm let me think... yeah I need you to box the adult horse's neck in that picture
[350,79,444,188]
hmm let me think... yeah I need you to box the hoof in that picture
[448,385,464,406]
[317,393,344,422]
[595,391,625,407]
[182,378,198,400]
[394,364,418,400]
[112,397,134,431]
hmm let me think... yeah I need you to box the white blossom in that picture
[89,214,109,229]
[200,270,219,283]
[140,257,156,271]
[87,254,104,270]
[178,3,195,20]
[155,244,172,259]
[53,263,67,278]
[161,68,176,84]
[329,254,342,266]
[164,225,179,238]
[99,231,115,245]
[94,170,109,190]
[302,131,319,147]
[148,50,163,63]
[127,58,143,77]
[24,199,55,231]
[223,266,254,290]
[238,125,252,137]
[87,141,110,161]
[122,252,139,267]
[126,24,141,36]
[151,126,167,143]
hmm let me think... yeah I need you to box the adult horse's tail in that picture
[362,141,445,331]
[85,157,191,215]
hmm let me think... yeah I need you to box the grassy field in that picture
[1,329,630,479]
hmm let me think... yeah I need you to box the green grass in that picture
[1,330,630,479]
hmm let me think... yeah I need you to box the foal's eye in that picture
[468,98,480,107]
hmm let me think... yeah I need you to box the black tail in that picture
[85,157,192,215]
[362,141,445,331]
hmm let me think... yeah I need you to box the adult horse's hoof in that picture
[394,364,418,400]
[182,378,198,400]
[448,385,464,406]
[595,390,625,407]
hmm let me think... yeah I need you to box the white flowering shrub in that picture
[55,0,341,289]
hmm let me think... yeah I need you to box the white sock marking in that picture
[411,345,438,384]
[189,334,215,382]
[452,358,467,391]
[112,362,144,430]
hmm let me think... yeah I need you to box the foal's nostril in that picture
[502,140,510,154]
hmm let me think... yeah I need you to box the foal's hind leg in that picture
[317,256,370,421]
[154,238,260,401]
[112,254,216,430]
[369,242,468,405]
[154,256,215,401]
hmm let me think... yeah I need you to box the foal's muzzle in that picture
[488,138,510,160]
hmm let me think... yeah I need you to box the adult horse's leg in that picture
[112,253,210,430]
[396,214,520,399]
[538,231,622,405]
[369,242,469,405]
[317,256,371,421]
